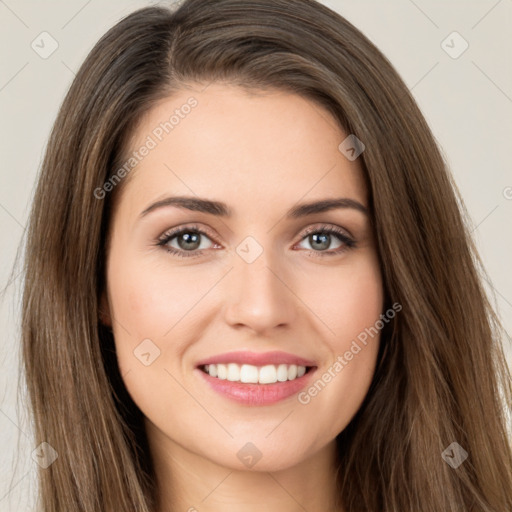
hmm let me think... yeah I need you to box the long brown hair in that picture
[20,0,512,510]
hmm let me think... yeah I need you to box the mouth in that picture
[199,363,315,384]
[194,350,318,405]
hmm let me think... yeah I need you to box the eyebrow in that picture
[139,196,369,219]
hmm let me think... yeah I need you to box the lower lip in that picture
[196,367,316,405]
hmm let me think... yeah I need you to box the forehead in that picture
[118,83,367,219]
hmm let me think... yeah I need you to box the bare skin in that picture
[101,83,384,512]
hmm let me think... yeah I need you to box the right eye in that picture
[156,224,219,258]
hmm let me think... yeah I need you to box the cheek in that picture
[107,255,205,340]
[304,255,384,345]
[105,254,175,375]
[105,262,188,417]
[296,256,383,433]
[106,253,221,392]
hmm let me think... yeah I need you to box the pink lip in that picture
[195,350,316,368]
[194,351,317,406]
[195,367,317,406]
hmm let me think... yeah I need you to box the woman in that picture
[21,0,512,510]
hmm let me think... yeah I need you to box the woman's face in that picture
[102,83,384,472]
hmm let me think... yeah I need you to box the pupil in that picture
[311,233,329,250]
[179,232,200,250]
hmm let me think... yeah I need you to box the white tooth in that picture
[277,364,288,382]
[227,363,240,381]
[259,365,277,384]
[208,363,306,383]
[217,364,227,380]
[240,364,259,383]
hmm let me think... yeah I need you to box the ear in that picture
[98,290,112,328]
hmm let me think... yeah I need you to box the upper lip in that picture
[196,350,317,368]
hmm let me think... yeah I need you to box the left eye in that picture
[297,231,344,251]
[295,226,356,255]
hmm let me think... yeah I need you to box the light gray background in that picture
[1,1,511,510]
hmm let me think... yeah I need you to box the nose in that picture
[222,247,297,335]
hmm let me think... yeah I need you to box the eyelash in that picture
[155,223,357,259]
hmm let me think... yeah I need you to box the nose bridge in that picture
[223,238,296,332]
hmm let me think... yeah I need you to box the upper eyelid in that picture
[158,224,216,244]
[299,223,353,239]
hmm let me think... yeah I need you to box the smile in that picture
[195,350,318,405]
[201,363,311,383]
